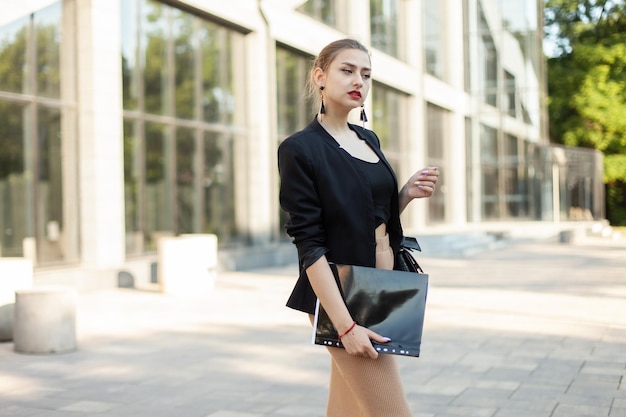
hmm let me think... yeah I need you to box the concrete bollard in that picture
[0,258,33,341]
[13,286,77,354]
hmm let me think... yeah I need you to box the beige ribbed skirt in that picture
[325,225,412,417]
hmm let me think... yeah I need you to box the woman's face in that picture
[318,48,371,113]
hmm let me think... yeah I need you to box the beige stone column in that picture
[75,0,125,268]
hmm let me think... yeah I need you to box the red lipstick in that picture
[348,90,362,100]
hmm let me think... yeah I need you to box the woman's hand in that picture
[339,324,391,359]
[399,166,439,213]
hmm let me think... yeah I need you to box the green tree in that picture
[545,0,626,225]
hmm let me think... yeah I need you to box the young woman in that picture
[278,39,439,417]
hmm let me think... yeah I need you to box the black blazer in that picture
[278,117,404,314]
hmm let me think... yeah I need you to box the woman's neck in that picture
[318,112,351,135]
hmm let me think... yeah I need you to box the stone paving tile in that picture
[611,408,626,417]
[553,403,611,417]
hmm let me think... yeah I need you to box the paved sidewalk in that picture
[1,235,625,417]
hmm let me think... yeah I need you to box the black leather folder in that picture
[312,264,428,357]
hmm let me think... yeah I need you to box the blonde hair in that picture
[306,39,371,111]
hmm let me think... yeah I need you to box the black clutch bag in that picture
[394,236,424,274]
[313,264,429,357]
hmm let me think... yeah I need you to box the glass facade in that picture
[275,47,313,240]
[0,0,605,271]
[121,0,245,254]
[423,0,448,80]
[0,2,78,263]
[276,47,312,140]
[370,0,400,58]
[425,104,448,224]
[371,82,405,172]
[297,0,339,29]
[460,0,580,223]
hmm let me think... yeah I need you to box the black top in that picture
[278,117,403,314]
[349,157,394,227]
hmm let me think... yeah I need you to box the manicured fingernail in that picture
[383,337,391,342]
[422,170,429,174]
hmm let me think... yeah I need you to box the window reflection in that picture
[370,0,399,58]
[144,122,171,250]
[0,102,30,256]
[372,82,404,171]
[297,0,338,29]
[36,107,63,262]
[124,120,142,254]
[142,1,168,115]
[176,127,196,234]
[0,16,28,94]
[481,124,499,219]
[173,10,195,120]
[203,132,235,241]
[423,0,447,80]
[276,47,312,240]
[276,47,311,138]
[0,2,73,264]
[121,0,243,251]
[478,4,498,107]
[35,4,61,99]
[426,104,447,224]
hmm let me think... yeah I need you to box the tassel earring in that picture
[360,105,368,126]
[319,86,326,115]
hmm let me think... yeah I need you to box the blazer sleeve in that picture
[278,138,328,270]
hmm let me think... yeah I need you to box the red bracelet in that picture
[338,321,357,343]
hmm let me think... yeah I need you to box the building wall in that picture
[0,0,604,282]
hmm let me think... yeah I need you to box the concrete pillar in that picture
[13,286,77,354]
[75,0,125,269]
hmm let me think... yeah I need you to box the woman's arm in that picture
[306,256,389,359]
[399,166,440,213]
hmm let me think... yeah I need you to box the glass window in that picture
[173,10,196,120]
[463,0,471,93]
[0,17,29,95]
[276,47,311,138]
[203,132,235,242]
[0,102,31,257]
[372,82,405,172]
[0,2,76,264]
[123,119,142,255]
[297,0,338,28]
[121,0,245,252]
[144,122,171,251]
[423,0,447,80]
[35,5,61,99]
[200,23,235,124]
[176,127,197,234]
[276,47,312,240]
[370,0,399,58]
[36,106,64,262]
[478,4,498,107]
[425,103,448,224]
[504,70,516,117]
[121,0,140,110]
[480,124,499,219]
[142,1,169,115]
[502,134,529,218]
[465,117,475,221]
